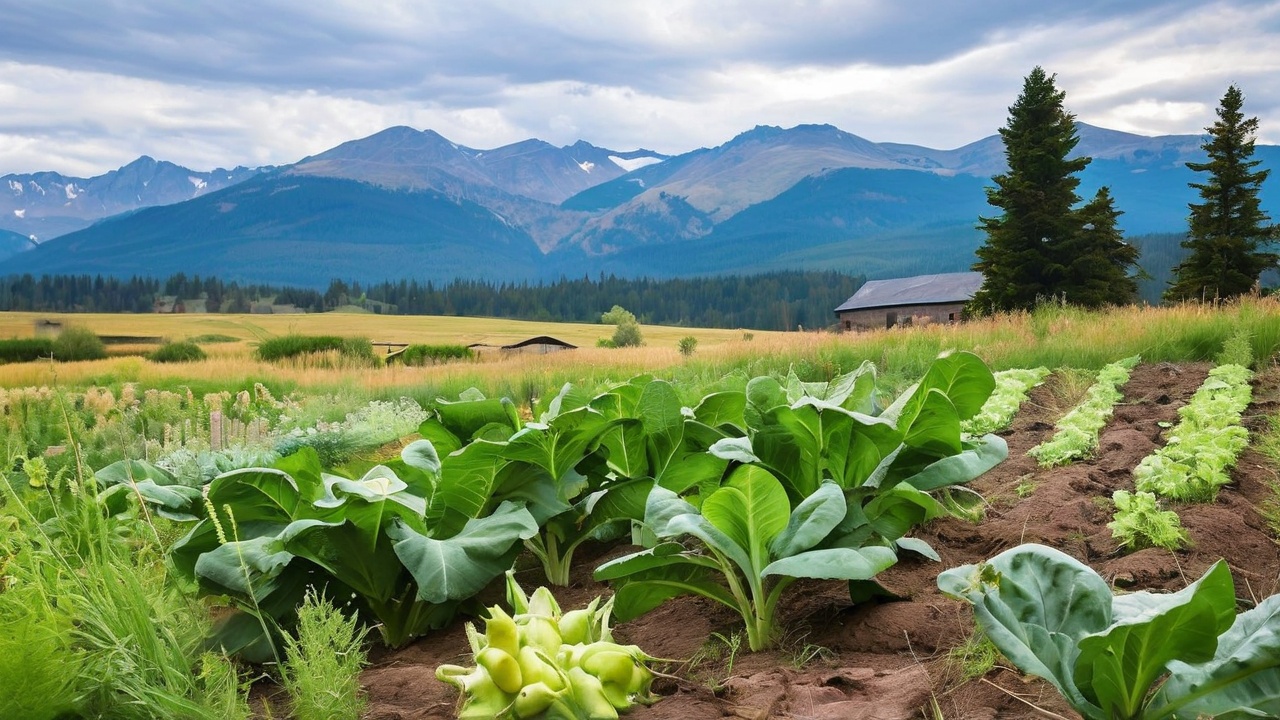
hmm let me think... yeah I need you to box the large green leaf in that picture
[762,546,896,581]
[192,518,336,596]
[905,434,1007,491]
[823,413,901,490]
[883,351,995,430]
[598,419,649,478]
[95,459,203,521]
[425,439,506,533]
[388,501,537,604]
[701,465,790,573]
[1155,592,1280,719]
[434,392,518,440]
[639,379,686,481]
[608,563,741,621]
[503,405,612,482]
[1073,560,1235,718]
[745,375,787,428]
[938,544,1112,716]
[693,390,748,430]
[206,468,320,525]
[768,480,846,558]
[401,439,442,476]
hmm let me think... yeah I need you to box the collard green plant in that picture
[939,543,1280,720]
[600,352,1007,651]
[170,443,538,653]
[598,466,897,651]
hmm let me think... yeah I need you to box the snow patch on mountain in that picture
[29,181,44,195]
[577,160,595,173]
[64,183,80,200]
[8,180,21,195]
[13,209,24,218]
[609,155,663,172]
[189,176,207,191]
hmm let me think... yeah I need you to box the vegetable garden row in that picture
[3,350,1279,719]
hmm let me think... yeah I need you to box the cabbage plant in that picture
[939,543,1280,719]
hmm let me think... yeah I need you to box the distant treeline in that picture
[0,271,865,331]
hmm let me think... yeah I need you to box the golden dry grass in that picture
[0,298,1275,396]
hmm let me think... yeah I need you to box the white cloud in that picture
[0,2,1278,175]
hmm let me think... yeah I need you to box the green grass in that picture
[255,334,377,365]
[0,337,53,364]
[148,340,208,363]
[187,333,240,343]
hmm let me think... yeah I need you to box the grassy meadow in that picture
[0,299,1276,404]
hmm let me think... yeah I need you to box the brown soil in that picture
[358,363,1280,720]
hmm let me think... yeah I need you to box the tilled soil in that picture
[359,363,1280,720]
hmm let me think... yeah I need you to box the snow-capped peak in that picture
[609,155,663,172]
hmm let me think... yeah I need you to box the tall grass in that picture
[0,428,251,719]
[281,590,370,720]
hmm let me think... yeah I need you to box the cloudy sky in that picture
[2,0,1279,176]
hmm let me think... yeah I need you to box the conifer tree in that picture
[970,68,1139,312]
[1165,84,1277,302]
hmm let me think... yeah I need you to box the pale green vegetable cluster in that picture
[436,573,656,719]
[1132,363,1253,502]
[962,367,1050,436]
[1028,355,1139,467]
[1107,489,1187,550]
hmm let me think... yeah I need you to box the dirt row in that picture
[360,362,1280,720]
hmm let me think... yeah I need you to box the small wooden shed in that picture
[835,272,982,331]
[500,336,577,354]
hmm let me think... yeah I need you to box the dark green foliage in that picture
[398,344,474,366]
[187,334,239,343]
[254,334,376,364]
[602,305,644,347]
[1166,85,1278,302]
[0,337,53,364]
[148,340,208,363]
[51,326,107,361]
[971,67,1138,312]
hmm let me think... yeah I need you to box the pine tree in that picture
[970,68,1141,312]
[1166,84,1277,302]
[970,67,1090,313]
[1064,187,1139,307]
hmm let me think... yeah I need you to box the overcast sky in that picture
[2,1,1279,176]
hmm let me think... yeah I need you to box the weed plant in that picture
[280,590,370,720]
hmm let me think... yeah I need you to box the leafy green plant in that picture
[962,367,1050,435]
[437,573,656,719]
[170,443,538,653]
[281,590,370,720]
[598,352,1007,651]
[0,584,85,719]
[149,340,208,363]
[598,468,898,651]
[52,326,107,361]
[1029,355,1139,467]
[939,543,1280,720]
[1133,363,1253,502]
[1107,490,1187,551]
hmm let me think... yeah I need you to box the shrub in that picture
[0,338,54,364]
[148,341,207,363]
[678,336,698,358]
[611,321,643,348]
[51,327,107,361]
[399,343,474,366]
[255,334,376,365]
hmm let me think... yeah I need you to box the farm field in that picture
[357,361,1280,720]
[1,299,1280,720]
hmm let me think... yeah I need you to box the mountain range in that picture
[0,121,1276,287]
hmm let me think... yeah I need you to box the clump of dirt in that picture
[359,363,1280,720]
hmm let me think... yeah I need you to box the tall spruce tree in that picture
[1165,84,1277,302]
[970,67,1138,312]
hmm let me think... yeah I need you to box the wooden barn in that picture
[835,272,983,331]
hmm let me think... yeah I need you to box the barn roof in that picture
[835,272,983,313]
[501,336,578,350]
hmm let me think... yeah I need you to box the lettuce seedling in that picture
[939,543,1280,720]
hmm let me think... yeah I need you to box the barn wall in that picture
[837,303,966,331]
